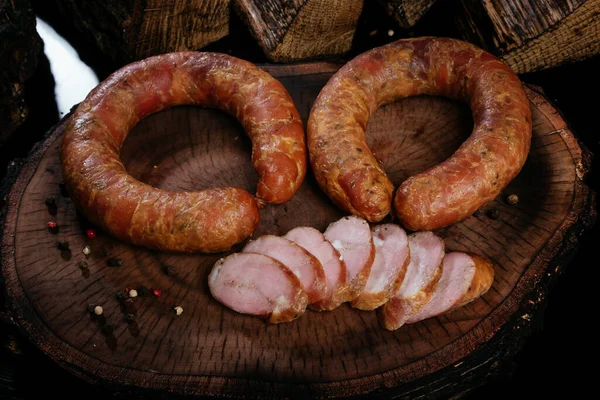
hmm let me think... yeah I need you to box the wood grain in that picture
[234,0,364,62]
[35,0,230,67]
[457,0,600,73]
[0,64,594,398]
[378,0,440,28]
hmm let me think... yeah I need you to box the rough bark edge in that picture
[0,73,595,399]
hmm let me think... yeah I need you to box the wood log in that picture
[378,0,440,28]
[234,0,364,62]
[456,0,600,74]
[32,0,230,67]
[0,63,595,398]
[0,0,42,147]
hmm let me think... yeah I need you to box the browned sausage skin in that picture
[308,37,532,229]
[61,52,306,253]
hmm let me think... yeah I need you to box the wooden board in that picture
[0,63,594,398]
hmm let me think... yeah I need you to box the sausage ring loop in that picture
[61,53,306,253]
[308,37,532,230]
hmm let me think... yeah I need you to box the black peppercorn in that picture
[57,241,70,251]
[164,265,176,276]
[487,209,500,220]
[125,313,136,324]
[122,298,136,313]
[137,286,149,297]
[106,257,123,267]
[58,181,69,197]
[116,291,129,302]
[78,261,89,269]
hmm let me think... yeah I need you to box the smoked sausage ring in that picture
[61,52,306,253]
[308,37,532,230]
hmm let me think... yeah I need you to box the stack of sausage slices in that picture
[208,215,494,330]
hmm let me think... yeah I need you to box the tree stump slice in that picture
[0,64,595,398]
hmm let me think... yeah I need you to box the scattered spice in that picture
[86,228,96,239]
[387,29,394,36]
[125,285,134,293]
[152,289,162,297]
[125,313,136,323]
[487,209,500,220]
[58,181,69,197]
[174,306,183,316]
[369,29,377,37]
[94,305,104,315]
[57,241,70,251]
[164,265,176,276]
[506,194,519,205]
[45,197,57,215]
[116,291,129,302]
[87,304,96,313]
[122,298,136,313]
[129,289,138,298]
[47,221,59,234]
[78,261,89,269]
[137,286,149,297]
[473,209,483,218]
[82,245,91,256]
[107,257,123,267]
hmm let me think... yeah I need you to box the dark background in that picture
[1,1,598,398]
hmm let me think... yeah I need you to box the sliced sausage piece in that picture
[379,231,444,331]
[284,226,349,311]
[351,224,409,310]
[406,252,494,324]
[208,253,308,324]
[323,215,375,301]
[242,235,327,304]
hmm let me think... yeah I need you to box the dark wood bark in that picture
[31,0,230,68]
[456,0,600,73]
[378,0,440,28]
[0,0,42,146]
[234,0,364,62]
[0,64,595,398]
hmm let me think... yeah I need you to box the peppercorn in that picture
[152,289,162,297]
[94,306,104,315]
[129,289,138,298]
[122,298,136,313]
[125,313,136,323]
[116,291,129,302]
[86,229,96,239]
[506,194,519,205]
[45,197,57,215]
[487,209,500,220]
[47,221,59,234]
[58,181,69,197]
[78,261,89,269]
[87,304,96,313]
[57,241,70,251]
[82,245,91,256]
[137,286,149,297]
[164,265,176,276]
[473,209,483,218]
[106,257,123,267]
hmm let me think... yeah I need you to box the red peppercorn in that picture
[86,228,96,238]
[47,221,59,233]
[152,289,162,297]
[125,285,134,293]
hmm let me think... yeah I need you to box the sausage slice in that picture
[323,216,375,301]
[406,252,494,324]
[284,226,349,311]
[351,224,410,310]
[242,235,327,304]
[208,253,308,323]
[379,231,444,331]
